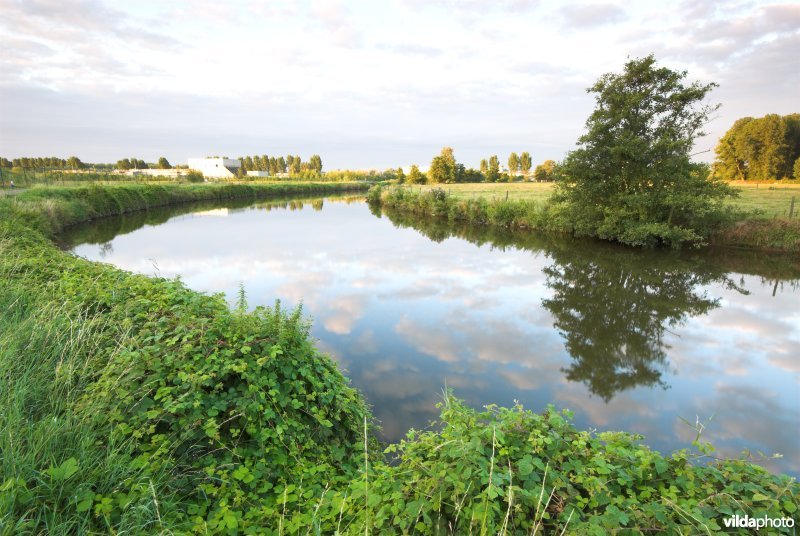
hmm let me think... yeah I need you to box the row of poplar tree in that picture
[237,154,323,175]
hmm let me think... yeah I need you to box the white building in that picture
[124,168,186,178]
[187,157,241,179]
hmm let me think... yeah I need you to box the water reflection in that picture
[542,245,738,401]
[63,198,800,476]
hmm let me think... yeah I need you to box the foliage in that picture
[508,152,520,177]
[317,395,799,534]
[428,147,458,184]
[406,164,426,184]
[487,155,500,182]
[534,160,557,182]
[554,55,738,248]
[714,114,800,181]
[519,151,532,178]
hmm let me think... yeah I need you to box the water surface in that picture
[63,196,800,476]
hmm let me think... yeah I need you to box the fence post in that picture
[790,196,796,219]
[505,191,509,201]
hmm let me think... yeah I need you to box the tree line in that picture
[0,156,86,170]
[116,157,173,170]
[236,154,323,176]
[393,147,557,185]
[713,113,800,181]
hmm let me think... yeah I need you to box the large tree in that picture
[554,55,736,248]
[428,147,457,183]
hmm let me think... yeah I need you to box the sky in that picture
[1,0,798,169]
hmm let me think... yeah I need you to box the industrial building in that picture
[187,157,241,179]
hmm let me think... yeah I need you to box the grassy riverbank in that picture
[1,184,797,533]
[381,185,800,251]
[418,181,800,218]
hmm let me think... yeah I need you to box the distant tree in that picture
[309,154,323,173]
[487,155,500,182]
[116,158,132,170]
[67,156,85,170]
[713,113,800,180]
[157,157,171,169]
[428,147,457,183]
[396,167,406,183]
[479,158,488,176]
[508,152,520,177]
[555,55,736,247]
[290,155,302,175]
[407,164,426,184]
[278,156,287,173]
[534,160,557,181]
[462,168,483,182]
[519,151,532,179]
[794,157,800,179]
[713,117,752,181]
[0,157,11,169]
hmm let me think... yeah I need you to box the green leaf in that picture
[223,512,238,530]
[48,457,79,481]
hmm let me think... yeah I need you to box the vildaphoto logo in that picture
[723,514,795,530]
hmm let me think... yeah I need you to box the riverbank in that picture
[1,183,797,533]
[370,184,800,252]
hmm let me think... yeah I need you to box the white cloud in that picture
[1,0,797,167]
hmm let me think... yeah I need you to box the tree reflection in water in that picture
[379,206,770,400]
[541,245,743,400]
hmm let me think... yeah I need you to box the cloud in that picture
[674,384,800,474]
[0,0,180,91]
[394,315,463,362]
[559,3,627,28]
[322,294,368,334]
[376,43,443,57]
[309,0,361,47]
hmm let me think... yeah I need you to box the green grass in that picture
[727,182,800,217]
[419,182,556,204]
[418,182,800,218]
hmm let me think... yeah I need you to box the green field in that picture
[421,181,800,218]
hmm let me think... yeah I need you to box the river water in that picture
[62,195,800,476]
